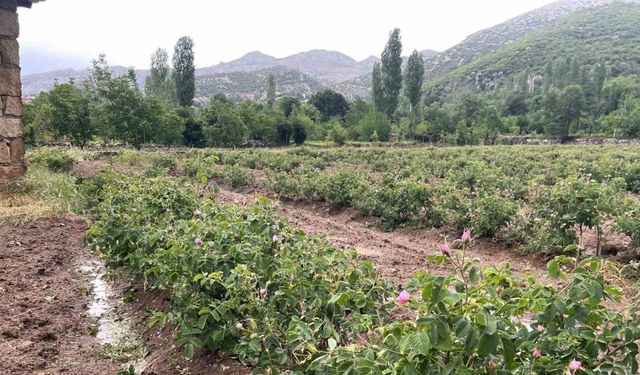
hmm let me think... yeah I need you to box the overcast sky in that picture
[18,0,557,70]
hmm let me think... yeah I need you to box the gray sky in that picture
[18,0,557,70]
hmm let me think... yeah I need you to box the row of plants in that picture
[85,173,640,374]
[206,146,640,256]
[86,177,393,373]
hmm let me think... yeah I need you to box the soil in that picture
[0,216,121,375]
[0,216,250,375]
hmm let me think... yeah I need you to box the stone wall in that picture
[0,1,26,179]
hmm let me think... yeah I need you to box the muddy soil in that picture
[0,216,121,375]
[0,216,250,375]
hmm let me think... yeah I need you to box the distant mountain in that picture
[20,44,92,75]
[21,49,439,101]
[195,66,327,104]
[425,0,640,82]
[196,49,380,83]
[426,1,640,95]
[21,66,149,97]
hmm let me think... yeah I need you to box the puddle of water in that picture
[78,260,148,373]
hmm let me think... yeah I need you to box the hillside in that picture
[194,66,326,104]
[424,0,639,82]
[427,1,640,95]
[196,49,378,83]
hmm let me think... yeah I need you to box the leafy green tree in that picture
[309,89,349,122]
[101,70,158,149]
[561,85,586,133]
[23,92,53,145]
[356,111,390,141]
[48,82,93,148]
[380,28,403,117]
[145,48,171,98]
[239,101,276,142]
[179,107,206,147]
[404,50,425,113]
[278,97,301,118]
[200,99,247,147]
[601,95,640,138]
[173,36,195,107]
[328,120,347,145]
[267,74,276,109]
[372,62,385,113]
[344,99,373,139]
[602,77,640,114]
[291,114,311,145]
[156,108,186,148]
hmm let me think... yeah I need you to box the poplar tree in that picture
[173,36,195,107]
[404,50,425,113]
[380,28,403,117]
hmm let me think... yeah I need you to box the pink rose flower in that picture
[569,360,582,370]
[194,208,201,218]
[438,243,451,256]
[195,238,203,246]
[488,359,497,369]
[259,288,268,297]
[536,325,545,333]
[533,349,542,359]
[461,229,472,242]
[396,290,410,304]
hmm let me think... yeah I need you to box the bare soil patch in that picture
[0,216,250,375]
[0,216,120,375]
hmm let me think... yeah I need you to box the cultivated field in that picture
[2,144,640,374]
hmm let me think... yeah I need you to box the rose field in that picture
[3,144,640,374]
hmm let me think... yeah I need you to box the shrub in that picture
[29,148,76,172]
[223,165,254,190]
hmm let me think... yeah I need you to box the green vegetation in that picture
[215,145,640,256]
[6,145,640,374]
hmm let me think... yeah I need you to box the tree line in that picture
[24,30,640,148]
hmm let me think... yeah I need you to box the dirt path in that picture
[0,216,121,375]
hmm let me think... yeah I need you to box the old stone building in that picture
[0,0,38,179]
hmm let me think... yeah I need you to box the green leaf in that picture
[478,333,499,357]
[502,338,516,369]
[469,266,480,284]
[185,343,195,359]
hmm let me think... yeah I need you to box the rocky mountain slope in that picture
[424,0,640,81]
[195,66,327,104]
[427,1,640,95]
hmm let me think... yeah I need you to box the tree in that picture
[144,48,175,102]
[101,70,157,149]
[309,89,349,122]
[380,28,403,118]
[48,82,93,148]
[404,50,425,113]
[542,85,585,139]
[290,114,311,145]
[356,111,390,141]
[560,85,586,133]
[179,107,206,147]
[173,36,195,107]
[278,97,301,118]
[372,62,385,113]
[156,108,186,148]
[23,92,53,145]
[239,101,277,142]
[200,99,247,147]
[267,74,276,109]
